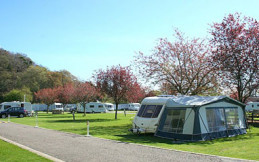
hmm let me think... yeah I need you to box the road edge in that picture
[0,135,64,162]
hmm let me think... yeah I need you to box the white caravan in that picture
[77,102,107,113]
[104,103,114,111]
[128,103,141,111]
[49,103,64,111]
[131,97,169,133]
[246,102,259,111]
[117,103,141,110]
[0,101,33,116]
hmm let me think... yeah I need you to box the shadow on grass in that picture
[47,118,116,123]
[38,115,72,119]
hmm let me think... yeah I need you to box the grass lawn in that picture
[0,139,51,162]
[1,112,259,161]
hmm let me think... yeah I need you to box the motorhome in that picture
[49,103,64,111]
[131,95,247,141]
[0,101,33,116]
[104,103,114,111]
[77,102,107,113]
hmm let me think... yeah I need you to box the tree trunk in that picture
[47,104,49,114]
[115,102,118,120]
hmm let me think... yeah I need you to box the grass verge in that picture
[2,112,259,161]
[0,139,51,162]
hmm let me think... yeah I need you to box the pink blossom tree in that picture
[135,30,218,95]
[72,82,101,116]
[56,83,75,108]
[94,65,143,119]
[210,13,259,103]
[35,88,59,113]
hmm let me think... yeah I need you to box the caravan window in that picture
[137,105,163,118]
[4,105,11,110]
[161,109,186,134]
[206,108,226,132]
[225,108,239,129]
[98,105,103,108]
[142,105,156,118]
[152,105,163,118]
[137,105,146,116]
[90,105,94,108]
[56,105,62,108]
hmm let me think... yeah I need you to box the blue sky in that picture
[0,0,258,81]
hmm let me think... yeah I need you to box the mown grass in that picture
[0,139,51,162]
[2,112,259,160]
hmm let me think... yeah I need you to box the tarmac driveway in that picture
[0,122,249,162]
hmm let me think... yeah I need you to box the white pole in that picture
[86,121,91,137]
[35,113,38,128]
[30,104,32,117]
[8,114,10,123]
[24,94,26,102]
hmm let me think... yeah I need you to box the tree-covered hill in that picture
[0,48,78,102]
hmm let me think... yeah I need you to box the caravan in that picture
[246,102,259,111]
[128,103,141,111]
[77,102,107,113]
[131,95,247,141]
[49,103,64,111]
[0,101,33,116]
[104,103,114,111]
[131,97,168,133]
[117,103,141,111]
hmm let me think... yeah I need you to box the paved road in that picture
[0,122,249,162]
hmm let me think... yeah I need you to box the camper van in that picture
[131,95,247,141]
[49,103,64,111]
[0,101,33,116]
[77,102,107,113]
[104,103,114,111]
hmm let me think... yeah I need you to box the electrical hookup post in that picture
[86,120,91,137]
[35,112,38,128]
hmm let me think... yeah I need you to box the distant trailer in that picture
[49,103,64,111]
[116,103,140,111]
[77,102,107,113]
[104,103,114,111]
[245,102,259,111]
[32,104,48,111]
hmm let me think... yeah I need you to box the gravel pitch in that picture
[0,122,250,162]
